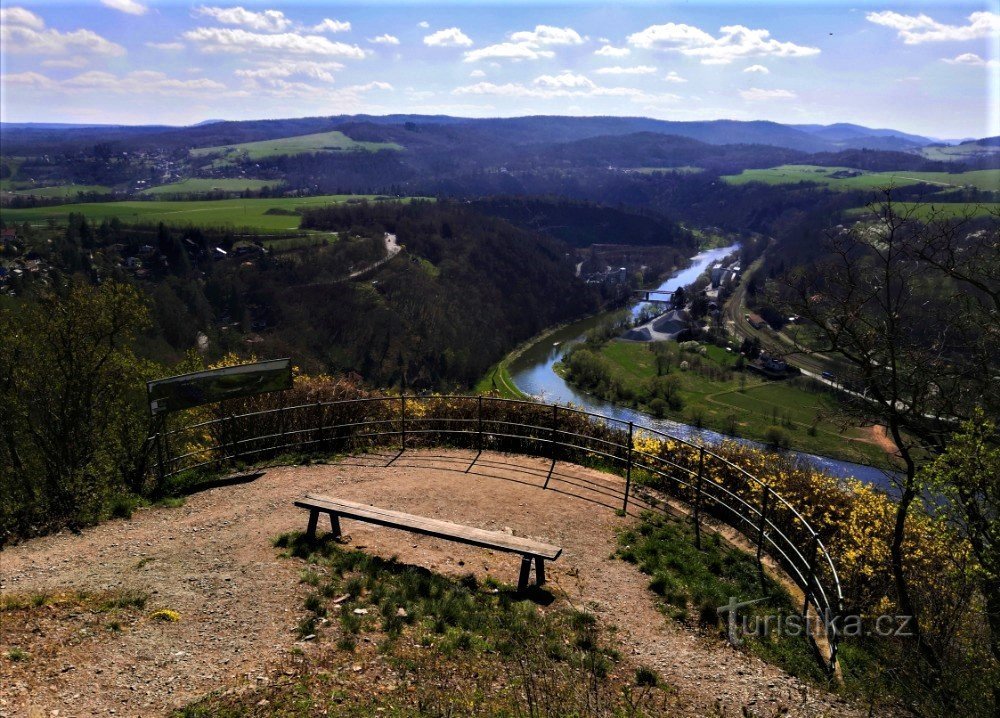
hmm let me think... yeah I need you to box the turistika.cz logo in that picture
[717,596,914,646]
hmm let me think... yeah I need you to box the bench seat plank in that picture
[295,494,562,560]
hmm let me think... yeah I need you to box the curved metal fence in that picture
[151,394,843,671]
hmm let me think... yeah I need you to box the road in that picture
[722,253,849,388]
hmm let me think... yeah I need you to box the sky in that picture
[1,1,998,139]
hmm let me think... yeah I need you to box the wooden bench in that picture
[294,494,562,592]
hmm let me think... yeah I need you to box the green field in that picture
[567,339,886,464]
[630,166,704,175]
[722,164,1000,192]
[3,183,113,197]
[917,142,1000,161]
[848,201,1000,220]
[189,130,403,162]
[0,195,410,231]
[141,178,284,195]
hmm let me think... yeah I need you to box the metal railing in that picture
[150,394,843,671]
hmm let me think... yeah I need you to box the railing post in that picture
[623,422,634,514]
[543,404,557,489]
[227,413,236,463]
[400,393,407,452]
[694,446,705,550]
[802,532,819,617]
[316,401,324,449]
[477,395,484,452]
[756,486,771,564]
[154,430,165,488]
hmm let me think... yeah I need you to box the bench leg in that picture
[329,513,342,538]
[535,557,545,586]
[306,510,319,540]
[517,556,533,593]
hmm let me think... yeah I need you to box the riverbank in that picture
[557,337,891,466]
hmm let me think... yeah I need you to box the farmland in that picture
[0,194,414,231]
[141,178,284,195]
[189,130,403,163]
[722,164,1000,192]
[848,201,1000,220]
[2,183,113,197]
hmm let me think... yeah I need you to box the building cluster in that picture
[584,266,629,286]
[710,260,741,289]
[0,229,52,292]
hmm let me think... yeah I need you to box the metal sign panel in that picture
[147,358,292,415]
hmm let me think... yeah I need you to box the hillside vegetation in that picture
[189,130,402,163]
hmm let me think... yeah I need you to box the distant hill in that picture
[791,122,933,146]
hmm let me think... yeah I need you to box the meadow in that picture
[2,183,113,197]
[0,194,409,231]
[140,178,284,195]
[722,164,1000,192]
[189,130,403,162]
[847,201,1000,220]
[567,339,885,464]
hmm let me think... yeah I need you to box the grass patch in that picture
[176,532,672,716]
[1,588,148,613]
[5,647,29,662]
[616,511,826,684]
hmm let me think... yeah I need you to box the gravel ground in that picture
[1,449,865,717]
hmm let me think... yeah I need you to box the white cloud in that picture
[469,69,486,78]
[740,87,796,100]
[418,21,430,29]
[534,71,596,89]
[454,74,677,103]
[744,64,770,74]
[194,6,291,33]
[866,11,999,44]
[3,69,231,96]
[464,42,555,62]
[353,80,393,91]
[147,41,185,51]
[509,25,584,46]
[65,70,228,94]
[595,65,657,75]
[663,71,687,83]
[628,22,819,64]
[236,60,344,83]
[101,0,147,15]
[183,27,367,58]
[369,34,400,45]
[312,18,351,34]
[1,71,57,89]
[463,24,584,64]
[41,56,90,68]
[423,27,473,47]
[595,44,630,57]
[943,52,1000,69]
[0,7,44,30]
[0,10,125,57]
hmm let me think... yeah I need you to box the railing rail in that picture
[150,394,843,671]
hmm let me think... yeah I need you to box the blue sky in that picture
[1,1,998,138]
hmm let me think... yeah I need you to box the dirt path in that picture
[1,450,862,717]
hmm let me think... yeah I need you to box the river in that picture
[508,245,895,488]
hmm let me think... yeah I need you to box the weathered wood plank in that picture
[294,494,562,560]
